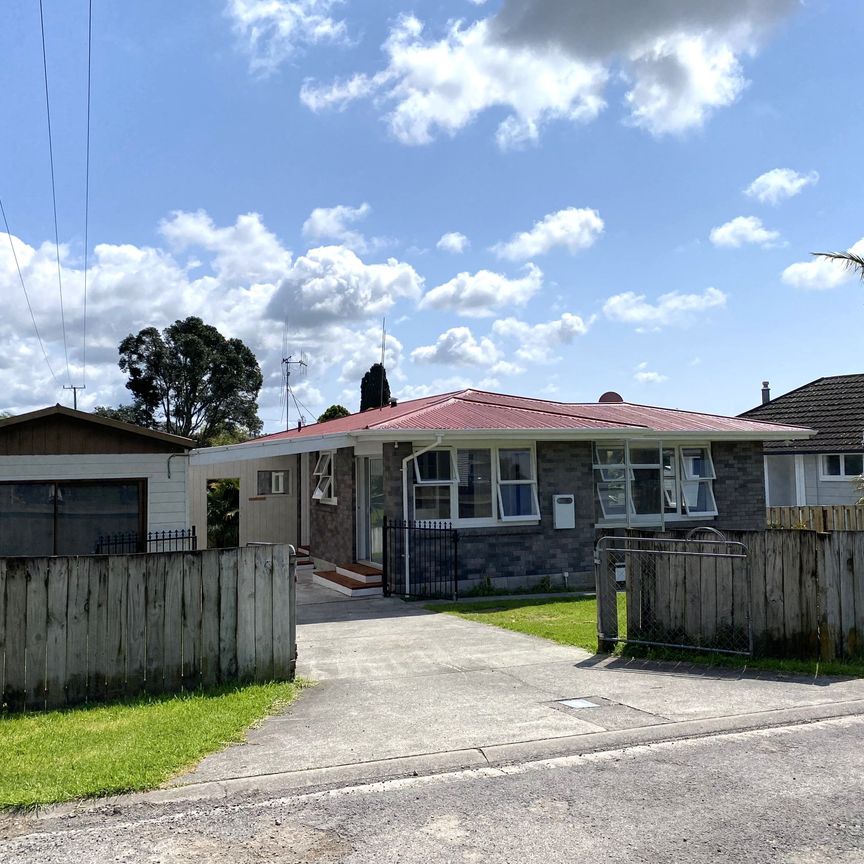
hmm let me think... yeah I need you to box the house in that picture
[189,388,810,596]
[739,375,864,507]
[0,405,194,556]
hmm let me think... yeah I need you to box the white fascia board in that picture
[351,427,815,444]
[190,433,353,465]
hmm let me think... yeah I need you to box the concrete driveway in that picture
[173,574,864,794]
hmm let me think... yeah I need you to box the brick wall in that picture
[382,440,597,586]
[710,440,767,530]
[309,446,355,566]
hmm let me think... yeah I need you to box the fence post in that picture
[382,516,389,597]
[452,529,459,601]
[595,539,618,652]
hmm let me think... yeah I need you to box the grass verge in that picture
[430,596,864,679]
[0,681,303,809]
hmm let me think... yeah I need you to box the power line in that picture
[0,195,62,387]
[38,0,72,386]
[81,0,93,387]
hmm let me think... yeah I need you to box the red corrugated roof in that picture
[248,388,810,444]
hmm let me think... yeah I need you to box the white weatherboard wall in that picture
[0,454,189,532]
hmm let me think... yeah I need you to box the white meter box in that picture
[552,494,575,529]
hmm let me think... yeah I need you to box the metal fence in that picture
[595,529,752,656]
[94,527,198,555]
[383,518,459,599]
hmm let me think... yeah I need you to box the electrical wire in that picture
[1,195,62,387]
[80,0,93,387]
[38,0,72,385]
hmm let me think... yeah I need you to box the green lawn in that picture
[431,595,864,679]
[430,595,625,652]
[0,681,302,808]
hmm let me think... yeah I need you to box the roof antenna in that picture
[379,317,387,409]
[282,352,308,431]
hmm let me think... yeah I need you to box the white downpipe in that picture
[401,435,443,595]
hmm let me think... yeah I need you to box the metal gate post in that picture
[452,530,459,601]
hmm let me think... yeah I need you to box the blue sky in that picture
[1,0,863,432]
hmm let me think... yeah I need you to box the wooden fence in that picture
[767,505,864,532]
[0,545,296,712]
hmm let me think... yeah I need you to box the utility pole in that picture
[282,354,308,431]
[63,385,85,410]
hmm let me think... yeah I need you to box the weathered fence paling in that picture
[0,544,296,712]
[767,505,864,532]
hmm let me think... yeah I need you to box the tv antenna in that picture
[282,352,308,431]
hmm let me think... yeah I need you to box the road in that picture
[3,715,863,863]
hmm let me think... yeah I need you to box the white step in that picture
[313,570,383,598]
[336,564,383,585]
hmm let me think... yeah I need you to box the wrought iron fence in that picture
[595,529,751,656]
[383,518,459,599]
[94,527,198,555]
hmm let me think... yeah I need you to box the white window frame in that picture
[413,449,459,485]
[819,453,864,481]
[409,442,540,528]
[257,469,287,496]
[594,441,718,526]
[312,450,337,504]
[496,447,540,522]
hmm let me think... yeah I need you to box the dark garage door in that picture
[0,480,145,556]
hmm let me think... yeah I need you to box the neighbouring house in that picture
[739,375,864,507]
[0,405,194,556]
[190,388,810,596]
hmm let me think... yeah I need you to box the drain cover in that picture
[558,698,599,710]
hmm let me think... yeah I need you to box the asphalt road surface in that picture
[3,715,863,863]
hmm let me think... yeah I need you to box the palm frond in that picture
[812,251,864,279]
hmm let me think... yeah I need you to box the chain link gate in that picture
[595,528,752,656]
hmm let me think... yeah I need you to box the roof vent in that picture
[598,391,623,404]
[389,398,398,407]
[761,381,771,405]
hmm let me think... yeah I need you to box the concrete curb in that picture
[91,696,864,812]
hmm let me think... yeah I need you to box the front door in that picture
[365,457,385,565]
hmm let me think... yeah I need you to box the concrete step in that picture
[313,570,383,598]
[336,562,383,585]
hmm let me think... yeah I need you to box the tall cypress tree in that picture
[360,363,391,411]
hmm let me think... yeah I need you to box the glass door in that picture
[366,457,385,565]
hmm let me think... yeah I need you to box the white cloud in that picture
[603,286,727,329]
[436,231,469,254]
[419,263,542,317]
[492,312,591,363]
[0,211,422,430]
[411,326,501,367]
[159,209,292,286]
[301,15,607,149]
[709,215,781,248]
[269,245,423,326]
[300,1,796,146]
[633,362,667,384]
[226,0,347,75]
[781,238,864,291]
[744,168,819,205]
[492,207,603,260]
[302,202,372,252]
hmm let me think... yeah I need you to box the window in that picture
[457,449,493,519]
[497,448,540,520]
[821,454,864,480]
[409,445,539,526]
[414,450,455,484]
[312,451,336,503]
[257,470,287,495]
[593,442,717,524]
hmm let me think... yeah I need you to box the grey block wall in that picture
[709,440,767,531]
[382,440,597,587]
[309,445,355,566]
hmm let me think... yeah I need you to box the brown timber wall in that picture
[0,545,296,712]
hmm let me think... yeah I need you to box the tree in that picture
[318,404,351,423]
[206,478,239,548]
[359,363,391,412]
[117,316,263,445]
[812,251,864,280]
[93,404,153,427]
